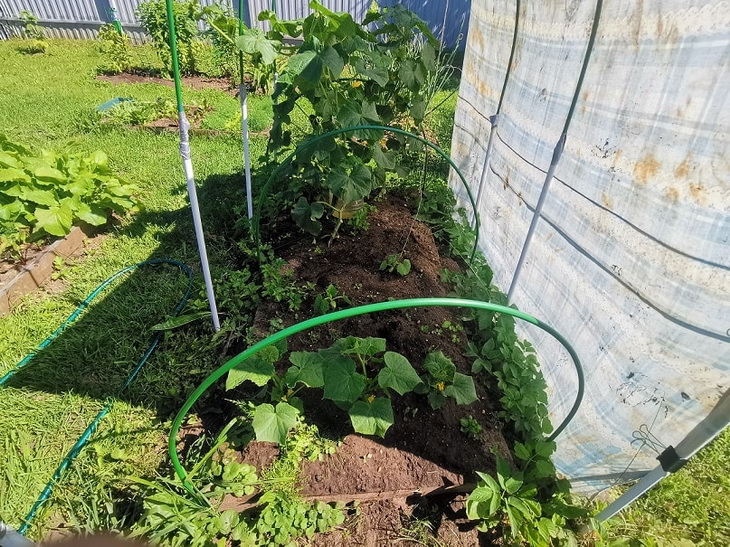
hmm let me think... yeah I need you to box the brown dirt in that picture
[97,73,236,95]
[228,197,510,545]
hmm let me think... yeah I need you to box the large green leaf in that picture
[291,197,324,235]
[444,372,478,405]
[75,203,108,226]
[336,101,381,140]
[0,167,30,183]
[20,188,57,207]
[466,484,500,521]
[226,347,279,390]
[89,150,108,166]
[424,351,456,382]
[0,152,21,169]
[352,58,389,87]
[285,351,325,388]
[34,202,73,236]
[398,59,426,92]
[34,166,65,183]
[420,41,437,73]
[377,352,422,395]
[372,146,396,170]
[334,336,386,357]
[251,402,300,444]
[322,355,365,403]
[327,163,371,204]
[235,28,279,65]
[286,46,344,87]
[348,397,393,438]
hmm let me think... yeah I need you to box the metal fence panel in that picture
[0,0,469,48]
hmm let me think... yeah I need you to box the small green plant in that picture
[0,134,139,261]
[466,451,587,546]
[313,283,351,315]
[50,255,69,280]
[100,98,211,127]
[136,0,203,76]
[415,350,478,409]
[260,255,310,311]
[268,317,284,332]
[97,23,132,74]
[17,10,48,54]
[459,415,482,440]
[380,253,412,276]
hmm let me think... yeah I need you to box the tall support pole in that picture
[507,0,603,301]
[165,0,221,331]
[238,1,254,219]
[596,390,730,521]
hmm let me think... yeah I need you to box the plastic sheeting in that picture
[450,0,729,494]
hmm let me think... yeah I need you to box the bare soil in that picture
[97,73,236,95]
[225,197,510,545]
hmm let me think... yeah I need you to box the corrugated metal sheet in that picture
[0,0,469,48]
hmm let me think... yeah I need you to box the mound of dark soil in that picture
[224,197,510,545]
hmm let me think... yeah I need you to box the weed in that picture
[260,255,309,311]
[50,256,69,281]
[313,284,351,315]
[459,415,482,440]
[17,11,47,54]
[268,317,284,332]
[466,450,590,546]
[380,253,412,276]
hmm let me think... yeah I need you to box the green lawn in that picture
[0,38,726,545]
[0,39,271,537]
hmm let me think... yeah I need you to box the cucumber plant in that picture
[225,336,480,443]
[415,350,478,409]
[233,1,439,238]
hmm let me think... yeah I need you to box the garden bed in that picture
[0,224,98,316]
[200,197,512,544]
[98,73,236,95]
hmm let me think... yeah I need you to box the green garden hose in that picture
[0,260,194,535]
[169,297,584,495]
[252,125,481,264]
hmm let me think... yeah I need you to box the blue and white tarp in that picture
[450,0,729,494]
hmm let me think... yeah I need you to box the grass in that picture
[0,38,727,546]
[600,427,730,545]
[0,38,267,538]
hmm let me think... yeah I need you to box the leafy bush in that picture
[97,23,132,74]
[466,452,587,546]
[198,4,239,81]
[239,2,439,238]
[0,134,139,260]
[17,10,48,54]
[136,0,203,75]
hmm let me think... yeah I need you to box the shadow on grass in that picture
[3,170,252,420]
